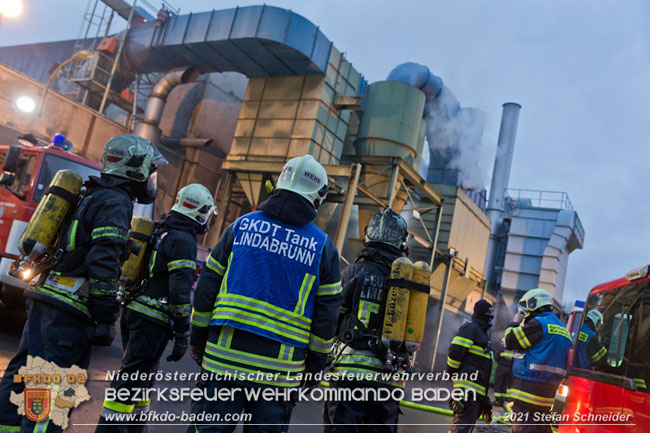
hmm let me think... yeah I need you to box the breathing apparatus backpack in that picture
[10,169,84,282]
[334,257,431,373]
[116,217,159,304]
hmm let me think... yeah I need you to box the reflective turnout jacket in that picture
[447,318,493,397]
[127,213,197,335]
[331,244,405,388]
[505,310,571,408]
[574,322,607,369]
[29,176,133,325]
[191,208,342,387]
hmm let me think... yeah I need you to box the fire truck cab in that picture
[558,265,650,432]
[0,136,150,308]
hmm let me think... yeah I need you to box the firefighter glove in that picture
[190,345,205,366]
[480,397,493,423]
[449,397,465,414]
[91,323,116,346]
[166,333,189,362]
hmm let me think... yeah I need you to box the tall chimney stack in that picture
[484,102,521,290]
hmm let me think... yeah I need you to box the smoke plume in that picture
[424,86,488,191]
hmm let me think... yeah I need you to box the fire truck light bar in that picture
[625,265,649,281]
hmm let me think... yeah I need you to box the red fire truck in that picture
[0,136,151,308]
[557,265,650,432]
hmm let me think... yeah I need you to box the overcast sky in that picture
[2,0,650,305]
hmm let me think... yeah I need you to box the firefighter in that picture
[187,154,342,433]
[0,134,160,433]
[323,208,409,433]
[574,309,607,370]
[504,288,571,433]
[447,300,494,433]
[96,184,215,433]
[492,310,524,406]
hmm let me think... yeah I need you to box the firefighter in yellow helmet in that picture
[504,288,571,433]
[187,155,342,432]
[96,184,215,433]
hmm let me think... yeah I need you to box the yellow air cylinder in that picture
[18,169,82,260]
[120,217,155,287]
[404,261,431,352]
[381,257,413,351]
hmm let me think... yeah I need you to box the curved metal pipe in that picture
[134,66,201,146]
[160,137,213,148]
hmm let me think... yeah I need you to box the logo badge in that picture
[25,389,50,422]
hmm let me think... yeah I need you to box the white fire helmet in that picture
[171,184,216,225]
[275,154,329,209]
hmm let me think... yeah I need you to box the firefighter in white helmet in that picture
[504,288,571,433]
[97,184,215,432]
[188,154,342,432]
[0,134,162,433]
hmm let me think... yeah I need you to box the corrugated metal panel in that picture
[500,206,584,302]
[0,39,77,85]
[125,5,334,78]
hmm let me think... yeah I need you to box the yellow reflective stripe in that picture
[0,425,20,432]
[453,380,486,396]
[590,347,607,362]
[578,331,588,342]
[447,357,461,369]
[507,388,555,407]
[167,260,195,272]
[501,351,515,358]
[513,326,532,349]
[308,334,334,354]
[211,308,309,344]
[201,357,301,387]
[317,281,342,296]
[634,378,647,390]
[468,345,491,359]
[148,250,158,279]
[219,253,233,294]
[127,300,169,323]
[34,285,89,314]
[91,226,127,240]
[134,399,151,408]
[170,303,191,317]
[68,220,79,251]
[451,336,473,348]
[216,293,311,330]
[205,342,304,371]
[191,309,211,327]
[103,400,135,413]
[205,255,225,276]
[494,392,507,397]
[295,274,316,315]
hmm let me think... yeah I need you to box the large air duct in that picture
[484,102,521,290]
[133,66,201,146]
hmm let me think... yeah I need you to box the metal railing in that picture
[505,188,575,211]
[506,188,585,246]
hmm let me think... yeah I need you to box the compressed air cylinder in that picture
[404,261,431,352]
[120,217,155,286]
[18,169,82,259]
[381,257,413,351]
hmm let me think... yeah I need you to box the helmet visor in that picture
[152,147,169,168]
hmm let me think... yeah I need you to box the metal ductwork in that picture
[484,102,522,290]
[133,66,201,146]
[159,137,213,148]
